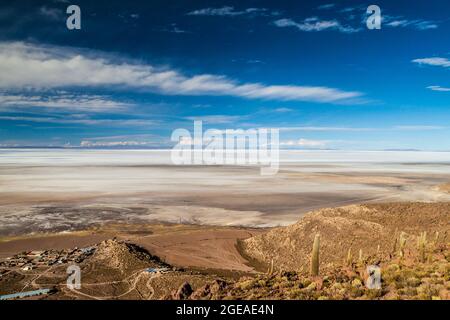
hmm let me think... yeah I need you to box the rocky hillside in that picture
[185,242,449,300]
[241,203,450,272]
[176,202,450,300]
[93,239,167,272]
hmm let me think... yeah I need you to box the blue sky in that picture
[0,0,449,150]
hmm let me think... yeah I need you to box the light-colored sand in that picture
[439,183,450,193]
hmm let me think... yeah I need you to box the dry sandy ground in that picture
[2,201,448,273]
[0,224,264,272]
[131,228,262,272]
[1,150,449,246]
[439,183,450,193]
[0,202,448,300]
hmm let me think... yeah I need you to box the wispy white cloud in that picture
[246,59,263,64]
[161,23,188,34]
[412,57,450,68]
[274,17,361,33]
[0,115,158,127]
[383,15,438,30]
[0,42,363,104]
[276,125,446,132]
[340,6,360,13]
[273,107,293,113]
[427,85,450,92]
[83,134,158,141]
[79,134,170,148]
[317,4,335,10]
[278,126,373,132]
[281,138,328,147]
[0,93,130,112]
[80,140,152,147]
[39,6,63,20]
[185,115,245,124]
[393,125,446,130]
[187,6,270,17]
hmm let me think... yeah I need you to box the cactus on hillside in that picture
[392,237,397,254]
[417,231,427,263]
[269,258,274,275]
[399,232,407,258]
[310,234,320,276]
[346,248,352,266]
[358,249,363,264]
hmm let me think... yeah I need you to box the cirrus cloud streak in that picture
[0,42,364,104]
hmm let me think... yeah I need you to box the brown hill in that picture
[93,239,166,272]
[241,202,450,272]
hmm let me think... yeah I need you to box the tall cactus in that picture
[399,232,407,258]
[269,258,274,275]
[417,231,427,262]
[346,248,352,266]
[310,234,320,276]
[358,249,363,264]
[392,237,398,254]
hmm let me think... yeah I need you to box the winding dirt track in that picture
[65,269,161,300]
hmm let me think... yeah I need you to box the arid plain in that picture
[0,149,449,300]
[1,149,450,236]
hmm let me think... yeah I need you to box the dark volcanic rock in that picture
[173,282,193,300]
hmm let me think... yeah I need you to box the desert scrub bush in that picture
[322,275,333,288]
[279,280,294,289]
[236,279,256,291]
[388,274,405,289]
[386,263,400,273]
[349,286,364,298]
[286,287,304,299]
[365,288,383,299]
[351,278,363,288]
[330,282,343,291]
[416,282,441,299]
[398,287,418,297]
[406,277,421,287]
[257,279,267,287]
[303,281,317,292]
[301,278,312,288]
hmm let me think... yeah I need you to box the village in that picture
[0,246,95,273]
[0,239,177,300]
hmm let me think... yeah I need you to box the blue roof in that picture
[0,289,51,300]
